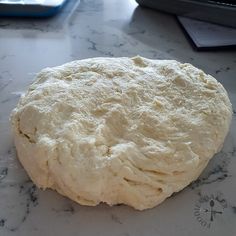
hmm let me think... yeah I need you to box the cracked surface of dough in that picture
[11,56,232,210]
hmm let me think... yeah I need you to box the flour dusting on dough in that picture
[11,56,232,210]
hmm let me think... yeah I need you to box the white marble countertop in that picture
[0,0,236,235]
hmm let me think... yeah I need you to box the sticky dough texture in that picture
[11,56,232,210]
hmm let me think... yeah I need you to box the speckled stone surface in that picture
[0,0,236,235]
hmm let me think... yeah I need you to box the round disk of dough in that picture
[11,56,232,210]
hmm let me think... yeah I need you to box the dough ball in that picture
[11,56,232,210]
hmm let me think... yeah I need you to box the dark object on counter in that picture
[0,0,68,17]
[177,16,236,50]
[136,0,236,28]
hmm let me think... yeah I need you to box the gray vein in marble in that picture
[82,36,115,56]
[0,77,12,92]
[189,150,231,189]
[0,181,38,232]
[0,168,8,182]
[0,54,15,61]
[0,219,6,228]
[111,214,123,225]
[215,66,231,74]
[86,26,104,36]
[232,206,236,214]
[52,203,75,215]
